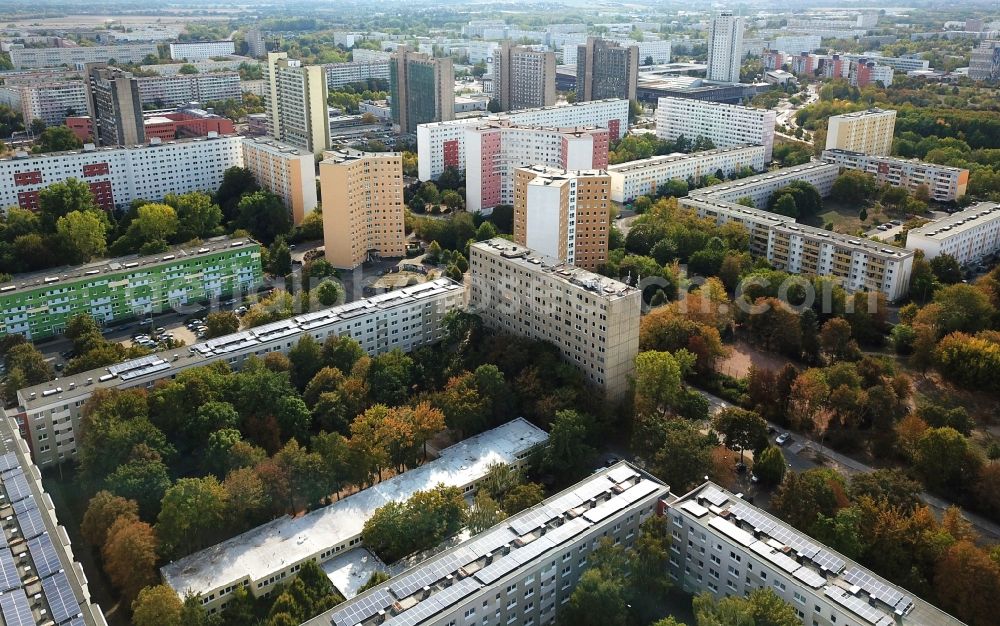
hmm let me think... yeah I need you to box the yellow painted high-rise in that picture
[264,52,331,157]
[320,150,406,269]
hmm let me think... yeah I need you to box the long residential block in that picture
[666,482,963,626]
[417,99,628,181]
[0,80,89,126]
[607,145,767,203]
[820,149,968,202]
[469,239,640,402]
[168,41,236,61]
[905,202,1000,264]
[0,134,244,214]
[14,278,463,467]
[0,236,261,340]
[323,61,390,89]
[9,43,158,69]
[682,162,914,300]
[0,418,107,625]
[304,462,666,626]
[163,418,549,614]
[241,137,318,225]
[135,72,242,107]
[655,97,776,162]
[465,121,609,212]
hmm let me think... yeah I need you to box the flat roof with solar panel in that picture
[0,418,105,625]
[303,462,667,626]
[668,482,964,626]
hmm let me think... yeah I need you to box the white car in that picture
[775,432,791,446]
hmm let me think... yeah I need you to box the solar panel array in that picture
[330,588,395,626]
[825,587,895,626]
[729,502,845,574]
[324,474,664,626]
[43,570,84,624]
[844,568,914,615]
[3,469,32,503]
[0,452,19,474]
[699,485,729,507]
[0,550,20,592]
[0,587,33,626]
[15,499,47,540]
[384,578,481,626]
[28,532,63,579]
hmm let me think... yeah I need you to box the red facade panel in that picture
[82,162,110,177]
[88,181,115,211]
[608,119,621,141]
[13,170,42,186]
[443,139,460,168]
[17,190,40,210]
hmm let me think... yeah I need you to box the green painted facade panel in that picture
[0,242,263,340]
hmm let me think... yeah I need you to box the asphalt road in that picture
[694,388,1000,542]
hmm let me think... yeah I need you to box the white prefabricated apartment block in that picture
[0,134,244,214]
[15,278,463,466]
[416,99,628,181]
[607,145,767,203]
[469,239,640,402]
[464,121,609,212]
[820,149,968,203]
[168,40,237,61]
[655,97,776,162]
[305,462,667,626]
[905,202,1000,264]
[666,482,963,626]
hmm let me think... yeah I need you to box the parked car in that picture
[775,432,791,446]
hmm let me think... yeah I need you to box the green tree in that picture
[753,446,786,485]
[441,189,464,211]
[359,571,391,593]
[236,190,291,244]
[362,485,467,562]
[38,178,99,231]
[322,335,365,374]
[205,311,240,338]
[289,334,324,391]
[467,490,506,533]
[179,63,199,74]
[167,191,222,239]
[55,210,108,263]
[542,409,596,484]
[633,350,693,417]
[503,482,545,515]
[215,166,259,221]
[132,202,179,245]
[712,407,768,465]
[156,476,229,558]
[315,279,342,306]
[915,427,983,495]
[771,468,845,534]
[649,418,713,493]
[830,170,876,204]
[268,236,292,275]
[772,192,798,218]
[105,456,172,519]
[367,349,413,406]
[558,568,628,626]
[929,254,963,285]
[34,125,82,153]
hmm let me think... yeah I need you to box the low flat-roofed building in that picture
[162,418,549,614]
[607,145,767,203]
[687,161,841,210]
[666,482,964,626]
[469,239,640,401]
[821,149,968,202]
[14,278,463,466]
[304,461,667,626]
[0,417,107,625]
[905,202,1000,264]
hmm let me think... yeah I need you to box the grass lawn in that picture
[802,198,890,236]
